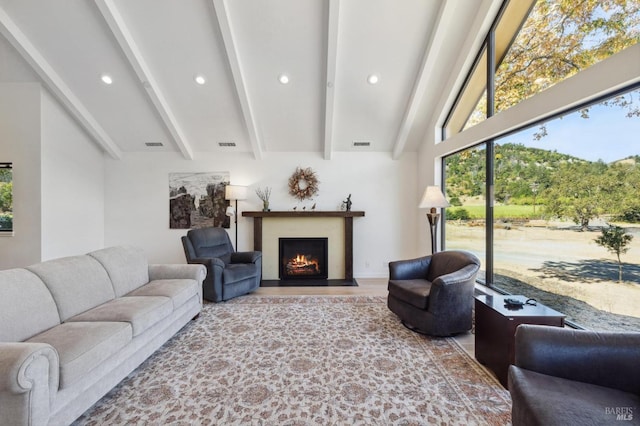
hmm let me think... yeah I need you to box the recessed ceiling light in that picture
[367,74,379,85]
[278,74,290,84]
[101,74,113,85]
[194,75,206,85]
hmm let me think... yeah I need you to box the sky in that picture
[503,89,639,163]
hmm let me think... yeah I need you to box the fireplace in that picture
[279,238,328,280]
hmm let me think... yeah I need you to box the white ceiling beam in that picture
[0,6,123,159]
[212,0,263,160]
[391,0,459,160]
[323,0,340,160]
[95,0,194,160]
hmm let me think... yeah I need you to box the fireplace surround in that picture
[242,210,365,280]
[279,237,328,280]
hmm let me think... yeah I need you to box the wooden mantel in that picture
[242,211,365,280]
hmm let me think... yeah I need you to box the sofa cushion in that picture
[0,269,61,342]
[68,296,173,337]
[27,321,132,389]
[222,263,258,284]
[509,366,640,426]
[388,279,432,310]
[27,255,115,321]
[88,246,150,297]
[127,279,198,310]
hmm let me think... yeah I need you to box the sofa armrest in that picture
[148,263,207,283]
[514,324,640,394]
[231,251,262,264]
[184,257,225,270]
[389,256,432,280]
[0,342,59,424]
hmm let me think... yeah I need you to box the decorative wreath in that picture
[288,167,319,200]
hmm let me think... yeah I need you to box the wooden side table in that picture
[474,294,565,388]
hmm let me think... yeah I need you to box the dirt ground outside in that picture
[447,221,640,331]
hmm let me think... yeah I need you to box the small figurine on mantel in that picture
[342,194,352,212]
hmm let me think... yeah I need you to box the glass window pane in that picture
[0,163,12,233]
[494,0,640,114]
[444,145,487,280]
[443,48,487,138]
[492,87,640,331]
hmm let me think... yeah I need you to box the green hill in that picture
[445,143,585,202]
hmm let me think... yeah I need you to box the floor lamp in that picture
[225,185,247,251]
[419,186,450,254]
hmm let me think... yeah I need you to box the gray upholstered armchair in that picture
[509,324,640,426]
[181,227,262,302]
[387,250,481,336]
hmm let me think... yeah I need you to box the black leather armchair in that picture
[387,250,481,336]
[509,324,640,426]
[181,227,262,302]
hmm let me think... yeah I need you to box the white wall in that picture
[0,83,42,268]
[104,151,418,278]
[40,89,105,260]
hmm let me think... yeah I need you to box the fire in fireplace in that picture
[279,237,328,280]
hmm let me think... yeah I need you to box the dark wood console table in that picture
[242,211,364,280]
[474,294,565,388]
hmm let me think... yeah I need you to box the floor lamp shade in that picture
[225,185,247,202]
[225,185,247,250]
[419,186,450,254]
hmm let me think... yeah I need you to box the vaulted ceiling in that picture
[0,0,492,160]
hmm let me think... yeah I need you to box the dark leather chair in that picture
[387,250,481,336]
[509,324,640,426]
[181,227,262,302]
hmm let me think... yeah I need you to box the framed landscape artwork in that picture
[169,172,230,229]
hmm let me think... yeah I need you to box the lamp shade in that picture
[419,186,450,209]
[225,185,247,201]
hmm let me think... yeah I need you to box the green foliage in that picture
[0,182,12,212]
[464,0,640,132]
[544,161,609,230]
[617,206,640,223]
[544,160,640,229]
[0,169,10,183]
[446,208,471,221]
[449,196,462,207]
[446,143,640,227]
[496,0,639,114]
[493,143,580,204]
[594,224,633,282]
[0,213,12,231]
[446,143,582,201]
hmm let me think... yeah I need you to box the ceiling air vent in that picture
[145,142,163,147]
[218,142,236,147]
[352,141,371,147]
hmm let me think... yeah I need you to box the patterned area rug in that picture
[74,295,511,425]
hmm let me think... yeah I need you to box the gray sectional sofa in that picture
[0,246,206,426]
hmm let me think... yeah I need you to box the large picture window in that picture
[443,0,639,138]
[445,87,640,331]
[441,0,639,332]
[0,163,12,234]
